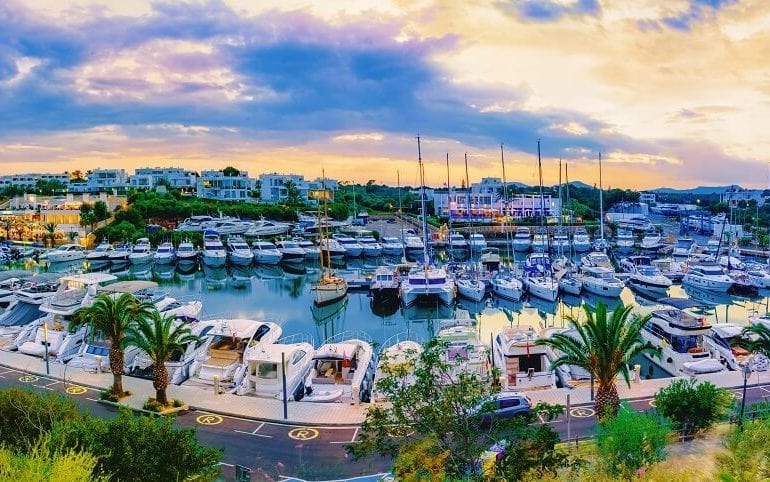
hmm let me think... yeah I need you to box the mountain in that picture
[566,181,593,189]
[651,185,743,195]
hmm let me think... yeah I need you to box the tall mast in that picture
[599,151,604,242]
[500,144,510,262]
[418,135,429,267]
[464,153,471,222]
[397,169,406,263]
[565,162,572,225]
[446,152,452,254]
[537,140,546,228]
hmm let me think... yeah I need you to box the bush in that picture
[142,398,165,412]
[716,418,770,481]
[392,436,449,481]
[597,405,670,477]
[653,379,732,436]
[173,399,184,408]
[0,388,79,451]
[494,423,573,481]
[0,435,102,482]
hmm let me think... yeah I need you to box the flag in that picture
[342,352,350,368]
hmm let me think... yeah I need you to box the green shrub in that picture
[99,388,119,402]
[716,418,770,481]
[653,379,732,436]
[597,405,670,477]
[0,388,79,451]
[172,399,184,408]
[0,435,103,482]
[142,398,164,412]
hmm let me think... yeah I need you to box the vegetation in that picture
[71,293,154,397]
[736,323,770,359]
[653,379,732,437]
[0,388,80,452]
[0,435,102,482]
[124,311,200,407]
[597,406,671,477]
[717,416,770,481]
[536,302,659,421]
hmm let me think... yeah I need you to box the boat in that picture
[202,218,252,235]
[436,316,489,381]
[252,241,282,265]
[0,277,25,308]
[447,232,468,253]
[0,276,58,343]
[523,252,558,302]
[176,215,215,232]
[673,237,698,258]
[404,235,424,255]
[580,251,613,269]
[717,254,745,271]
[616,216,652,232]
[154,242,176,265]
[682,262,734,292]
[175,240,198,263]
[370,266,400,301]
[201,230,227,268]
[543,327,592,388]
[640,232,664,251]
[108,244,131,263]
[704,238,722,255]
[381,236,405,256]
[226,236,254,266]
[294,237,320,260]
[319,238,347,260]
[356,234,383,257]
[492,326,556,391]
[641,297,725,376]
[704,323,764,371]
[235,334,315,399]
[302,331,376,403]
[374,333,423,401]
[188,318,282,385]
[551,228,570,253]
[512,227,532,252]
[456,276,487,302]
[620,255,672,294]
[572,227,591,253]
[746,266,770,289]
[468,233,487,252]
[47,244,86,263]
[490,273,523,301]
[652,257,686,282]
[275,239,306,263]
[531,227,549,252]
[579,266,624,298]
[558,273,582,296]
[243,218,292,237]
[313,178,349,306]
[480,247,501,272]
[128,238,153,265]
[332,234,364,258]
[86,241,113,262]
[615,229,635,253]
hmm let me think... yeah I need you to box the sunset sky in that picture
[0,0,768,189]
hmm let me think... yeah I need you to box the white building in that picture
[720,187,766,206]
[0,173,69,190]
[71,169,129,193]
[434,189,560,221]
[197,169,254,201]
[129,167,198,190]
[639,192,656,204]
[258,173,337,204]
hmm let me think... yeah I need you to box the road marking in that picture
[18,375,38,383]
[65,385,87,395]
[288,427,319,441]
[43,380,60,388]
[234,429,272,438]
[86,397,98,402]
[569,407,595,418]
[196,414,224,426]
[252,422,265,434]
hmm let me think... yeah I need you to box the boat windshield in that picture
[699,266,724,276]
[256,362,279,379]
[638,267,658,276]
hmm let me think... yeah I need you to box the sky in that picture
[0,0,768,189]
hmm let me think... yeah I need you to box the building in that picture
[639,192,656,204]
[258,173,337,204]
[197,169,254,201]
[720,187,766,206]
[70,169,129,193]
[0,173,69,190]
[433,189,561,221]
[129,167,198,191]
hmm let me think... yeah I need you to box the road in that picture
[1,363,767,480]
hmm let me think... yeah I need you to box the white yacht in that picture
[201,231,227,268]
[543,327,592,388]
[0,276,58,343]
[400,267,455,307]
[374,335,423,401]
[456,276,487,302]
[381,237,405,256]
[236,335,314,400]
[275,239,306,263]
[176,215,214,232]
[108,244,131,263]
[436,317,489,382]
[319,238,347,260]
[640,232,664,251]
[490,273,523,301]
[571,227,591,253]
[226,236,254,266]
[531,227,549,252]
[468,233,487,252]
[202,219,252,235]
[188,319,282,385]
[154,242,176,265]
[251,241,282,265]
[551,229,570,253]
[705,238,722,255]
[86,241,113,262]
[356,235,383,257]
[175,240,198,263]
[447,232,468,253]
[404,235,425,255]
[620,256,672,294]
[512,227,532,252]
[492,326,556,391]
[480,247,502,272]
[642,298,725,376]
[370,266,400,301]
[615,229,635,253]
[0,277,24,308]
[48,244,85,263]
[332,234,364,257]
[580,266,624,298]
[244,218,291,237]
[746,267,770,289]
[682,262,734,292]
[523,253,558,301]
[580,251,613,269]
[302,332,376,403]
[294,238,320,260]
[704,323,757,371]
[558,273,583,296]
[128,238,153,265]
[673,237,697,258]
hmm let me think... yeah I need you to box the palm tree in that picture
[42,222,57,247]
[124,310,200,406]
[736,323,770,358]
[72,293,153,397]
[536,302,659,420]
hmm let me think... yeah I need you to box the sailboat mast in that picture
[464,153,471,221]
[537,140,546,228]
[500,144,510,262]
[599,151,604,242]
[446,152,452,253]
[418,135,429,267]
[566,163,572,225]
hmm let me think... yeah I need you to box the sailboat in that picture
[313,172,348,306]
[592,152,610,252]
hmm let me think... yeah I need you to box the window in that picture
[257,362,278,379]
[498,397,521,409]
[291,350,307,365]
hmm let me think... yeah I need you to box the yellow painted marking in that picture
[66,385,87,395]
[288,427,319,441]
[19,375,39,383]
[649,399,656,408]
[196,414,224,425]
[570,407,595,418]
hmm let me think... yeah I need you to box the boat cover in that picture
[0,301,43,327]
[656,297,702,310]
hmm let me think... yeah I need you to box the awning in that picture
[656,297,703,310]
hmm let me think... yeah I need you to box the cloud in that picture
[498,0,600,21]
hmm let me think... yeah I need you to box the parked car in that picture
[476,393,532,426]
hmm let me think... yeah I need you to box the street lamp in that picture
[739,356,753,428]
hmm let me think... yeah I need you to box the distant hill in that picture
[651,185,743,195]
[566,181,593,189]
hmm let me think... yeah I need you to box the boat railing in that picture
[276,332,315,347]
[379,331,426,354]
[323,330,373,346]
[437,318,476,332]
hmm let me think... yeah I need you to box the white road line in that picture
[233,429,272,438]
[43,380,60,388]
[349,427,359,442]
[252,422,265,434]
[218,462,235,468]
[86,397,98,402]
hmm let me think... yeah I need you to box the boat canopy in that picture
[656,297,702,310]
[98,280,159,293]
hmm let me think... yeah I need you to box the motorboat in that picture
[202,218,252,235]
[294,238,320,260]
[620,256,672,294]
[704,323,762,371]
[235,334,315,400]
[704,238,722,255]
[717,254,745,271]
[108,244,131,263]
[275,239,306,263]
[615,229,635,253]
[128,238,153,265]
[86,241,113,262]
[404,235,425,255]
[551,228,570,253]
[682,262,734,292]
[400,267,455,307]
[370,266,400,301]
[652,257,686,282]
[543,327,592,388]
[252,241,282,265]
[456,276,487,302]
[176,215,215,232]
[531,227,549,252]
[523,253,558,301]
[447,232,468,253]
[571,227,591,253]
[13,274,60,304]
[640,232,664,251]
[381,237,405,256]
[0,277,24,308]
[332,234,364,257]
[319,238,347,260]
[616,216,652,232]
[436,315,488,381]
[48,244,85,263]
[0,297,48,344]
[642,297,725,376]
[746,266,770,289]
[580,251,613,269]
[226,236,254,266]
[673,237,698,257]
[356,235,383,257]
[154,242,176,265]
[243,218,292,237]
[512,227,532,252]
[492,326,556,391]
[175,240,198,263]
[302,332,376,403]
[490,272,523,301]
[558,273,582,296]
[480,247,501,272]
[374,334,423,401]
[468,233,487,252]
[188,319,282,385]
[580,266,624,297]
[201,230,227,268]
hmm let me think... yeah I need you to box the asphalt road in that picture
[1,363,767,480]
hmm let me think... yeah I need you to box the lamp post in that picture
[739,356,753,428]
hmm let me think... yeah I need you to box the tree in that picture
[737,323,770,359]
[0,436,101,482]
[42,222,57,247]
[653,379,732,437]
[71,294,153,397]
[93,201,109,222]
[283,179,304,206]
[222,166,240,177]
[536,302,660,420]
[0,388,80,451]
[597,406,670,477]
[123,310,200,406]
